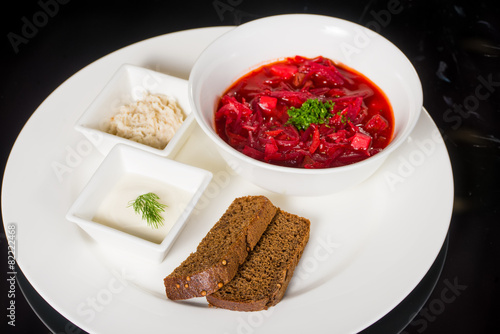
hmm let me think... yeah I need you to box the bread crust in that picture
[164,196,277,300]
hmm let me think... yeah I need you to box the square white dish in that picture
[65,144,213,263]
[75,63,195,157]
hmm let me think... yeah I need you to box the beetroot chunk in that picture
[365,114,389,133]
[350,132,372,151]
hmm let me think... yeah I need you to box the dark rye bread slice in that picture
[206,209,310,311]
[164,196,277,300]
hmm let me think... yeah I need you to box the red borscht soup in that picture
[214,56,394,169]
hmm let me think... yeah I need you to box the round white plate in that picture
[1,27,453,334]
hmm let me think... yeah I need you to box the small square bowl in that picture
[75,64,195,157]
[65,144,213,263]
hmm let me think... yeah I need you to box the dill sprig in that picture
[127,192,167,229]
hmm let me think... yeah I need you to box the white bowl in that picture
[76,64,195,157]
[65,144,213,263]
[189,14,423,196]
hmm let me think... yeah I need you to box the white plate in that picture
[1,27,453,334]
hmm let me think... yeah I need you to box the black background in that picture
[1,0,499,333]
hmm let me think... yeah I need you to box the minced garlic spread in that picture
[103,93,184,149]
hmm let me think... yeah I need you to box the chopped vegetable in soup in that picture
[215,56,394,168]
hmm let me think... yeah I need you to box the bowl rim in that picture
[189,13,423,175]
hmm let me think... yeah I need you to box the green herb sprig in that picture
[286,99,334,131]
[127,192,167,229]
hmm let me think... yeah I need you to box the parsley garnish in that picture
[127,192,167,229]
[286,99,334,130]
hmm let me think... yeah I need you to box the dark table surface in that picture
[1,0,499,333]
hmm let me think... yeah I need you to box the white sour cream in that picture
[92,173,192,244]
